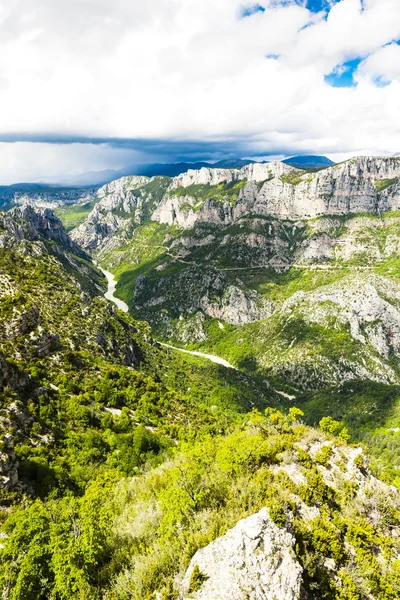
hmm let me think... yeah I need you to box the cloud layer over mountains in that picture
[0,0,399,182]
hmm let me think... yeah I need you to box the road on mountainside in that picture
[99,266,237,370]
[165,253,374,271]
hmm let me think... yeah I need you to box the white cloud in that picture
[0,0,399,182]
[0,142,141,184]
[359,42,400,81]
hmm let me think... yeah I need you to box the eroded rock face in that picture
[282,274,400,360]
[0,206,79,252]
[73,157,400,254]
[71,176,149,252]
[133,265,275,338]
[180,508,302,600]
[154,156,400,228]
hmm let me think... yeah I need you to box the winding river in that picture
[101,268,129,313]
[99,267,236,370]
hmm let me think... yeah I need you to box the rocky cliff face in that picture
[133,266,276,342]
[154,156,400,228]
[1,205,81,253]
[71,175,170,254]
[72,156,400,254]
[169,161,293,190]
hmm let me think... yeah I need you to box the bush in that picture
[315,444,333,467]
[188,565,208,593]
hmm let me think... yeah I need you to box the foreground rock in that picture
[180,507,302,600]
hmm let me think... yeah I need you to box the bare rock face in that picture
[169,161,293,191]
[180,508,302,600]
[71,176,149,252]
[155,162,297,229]
[170,167,239,189]
[133,265,275,339]
[282,274,400,361]
[153,156,400,228]
[0,205,79,252]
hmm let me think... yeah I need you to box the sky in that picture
[0,0,399,183]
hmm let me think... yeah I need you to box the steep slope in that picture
[64,156,400,489]
[0,206,278,499]
[2,207,400,600]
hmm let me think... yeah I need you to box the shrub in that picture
[188,565,208,592]
[315,444,333,467]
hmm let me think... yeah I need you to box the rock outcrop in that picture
[71,175,169,254]
[154,156,400,228]
[180,508,302,600]
[72,156,400,253]
[1,205,79,252]
[132,265,275,341]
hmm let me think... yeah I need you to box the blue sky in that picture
[324,58,363,87]
[0,0,399,183]
[305,0,339,12]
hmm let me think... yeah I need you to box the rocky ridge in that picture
[154,156,400,228]
[72,175,170,254]
[174,426,400,600]
[72,156,400,255]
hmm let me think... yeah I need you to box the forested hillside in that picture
[2,190,400,599]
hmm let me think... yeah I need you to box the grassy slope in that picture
[55,198,99,231]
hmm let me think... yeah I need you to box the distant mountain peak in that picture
[283,155,335,169]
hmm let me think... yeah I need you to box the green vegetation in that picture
[4,191,400,599]
[2,409,400,599]
[291,381,400,487]
[280,172,304,185]
[188,565,208,592]
[169,179,248,206]
[55,198,99,231]
[374,178,398,192]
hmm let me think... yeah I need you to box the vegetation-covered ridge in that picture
[167,179,248,207]
[2,409,400,599]
[79,208,400,490]
[0,207,278,504]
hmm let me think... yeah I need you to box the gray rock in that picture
[180,508,302,600]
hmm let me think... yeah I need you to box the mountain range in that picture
[0,155,335,191]
[2,155,400,599]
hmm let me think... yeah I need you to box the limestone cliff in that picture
[72,156,400,254]
[71,175,170,254]
[154,156,400,228]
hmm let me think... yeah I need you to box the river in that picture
[99,267,236,370]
